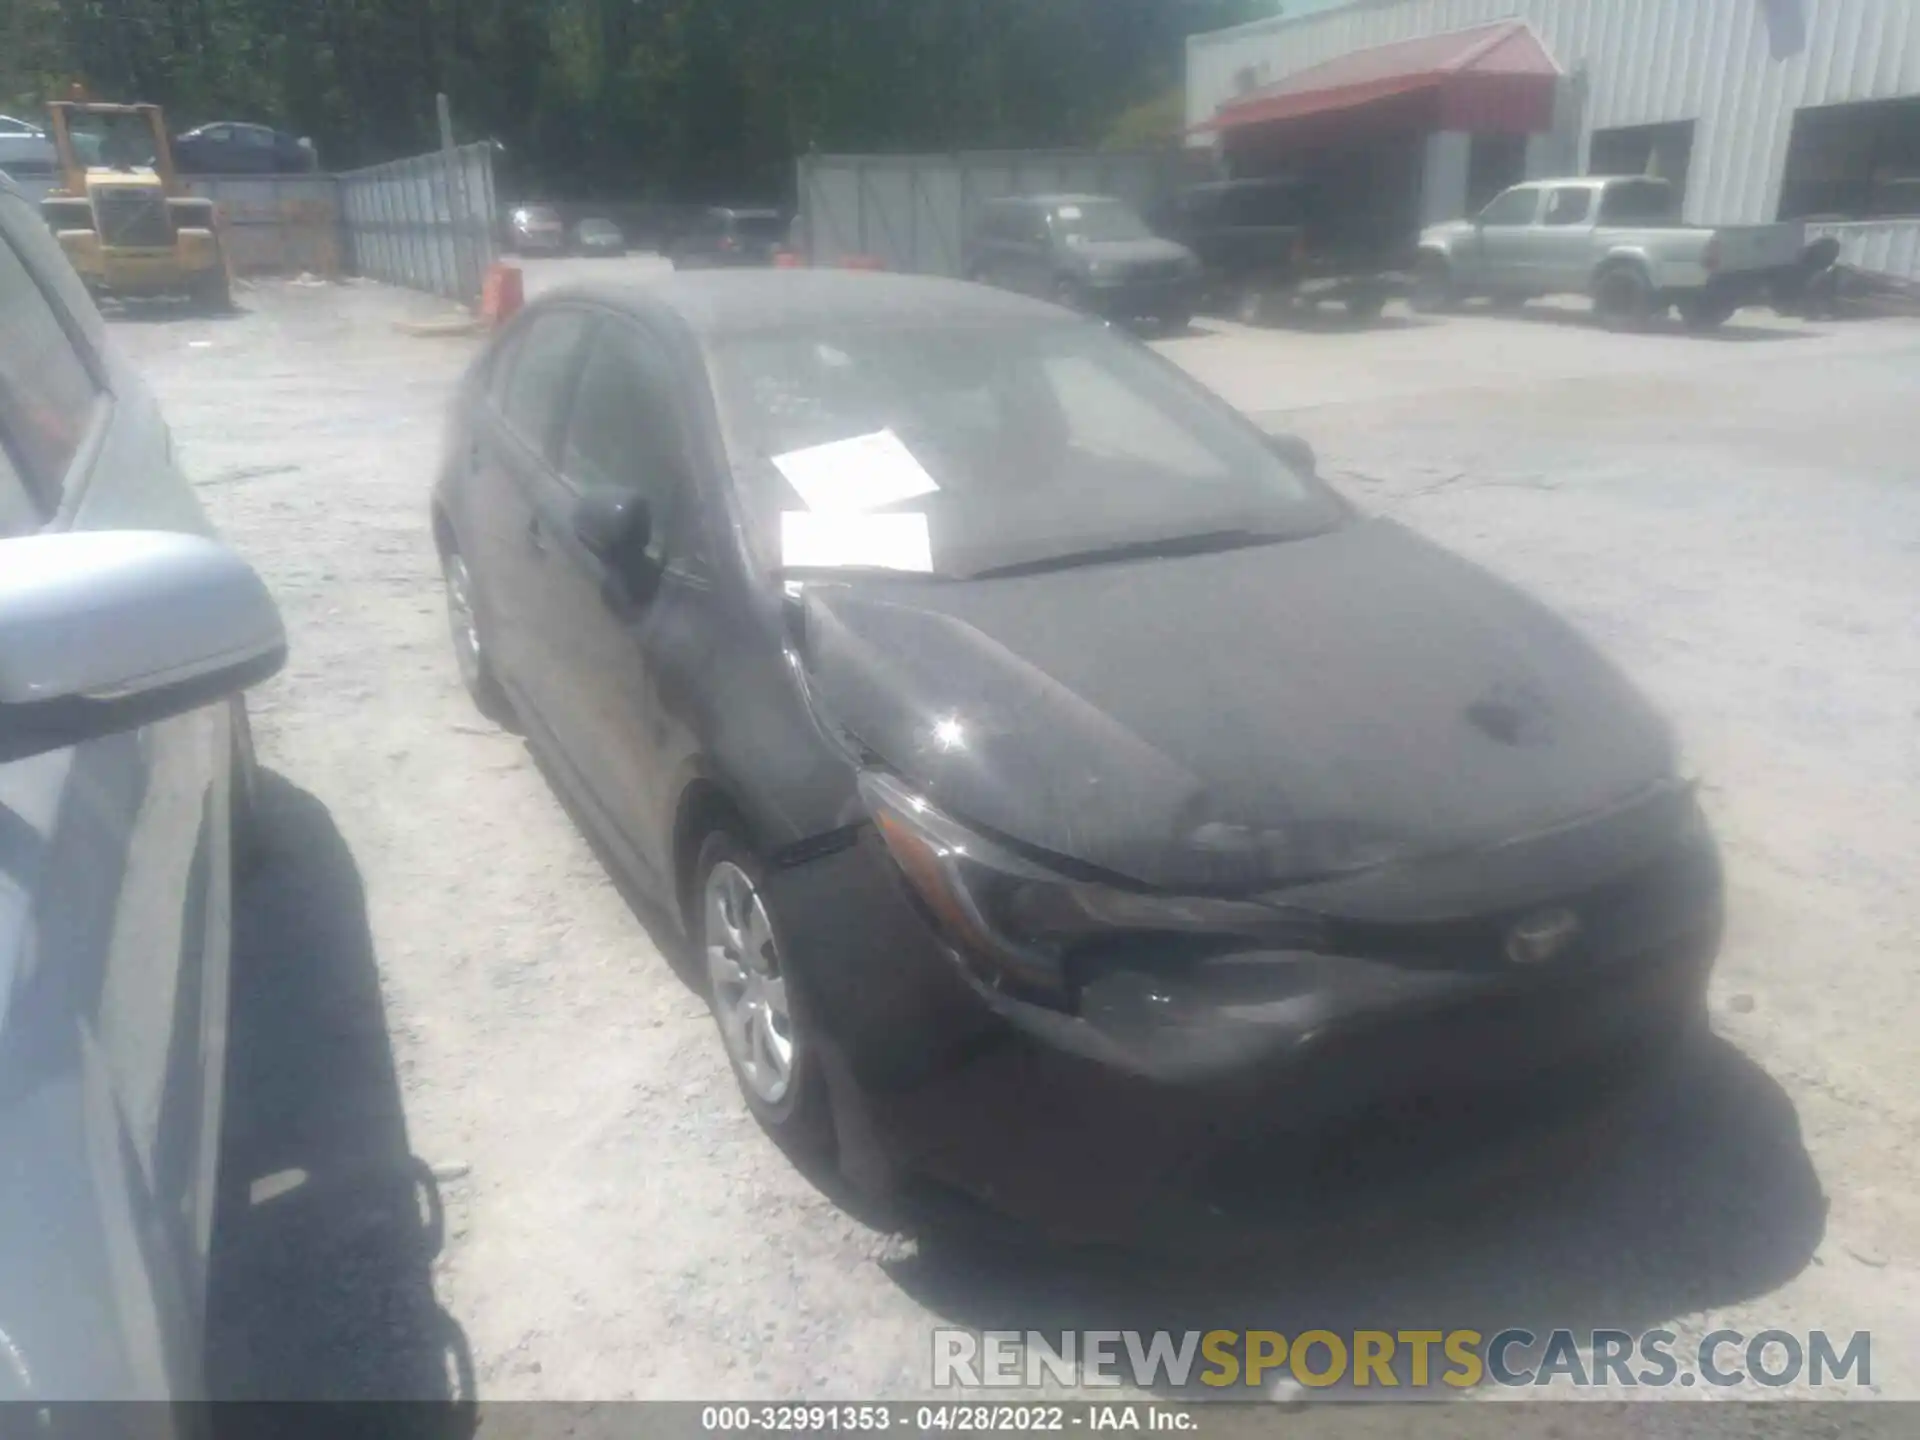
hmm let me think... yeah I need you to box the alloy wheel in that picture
[704,860,796,1105]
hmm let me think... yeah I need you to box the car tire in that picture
[1235,284,1268,325]
[1052,276,1086,313]
[1593,265,1658,331]
[1159,309,1193,334]
[1678,293,1738,331]
[191,264,232,314]
[1344,290,1387,322]
[438,542,515,727]
[1410,255,1458,313]
[695,829,833,1152]
[229,695,264,875]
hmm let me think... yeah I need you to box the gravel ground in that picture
[104,267,1920,1414]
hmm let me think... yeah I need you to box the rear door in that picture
[1534,184,1598,290]
[524,313,708,885]
[0,182,226,1396]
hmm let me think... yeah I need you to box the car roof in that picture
[533,270,1066,340]
[713,206,782,218]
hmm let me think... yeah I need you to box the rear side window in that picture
[1599,179,1679,224]
[1543,187,1593,225]
[0,436,37,537]
[498,309,589,455]
[0,216,100,509]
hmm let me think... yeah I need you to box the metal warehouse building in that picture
[1186,0,1920,279]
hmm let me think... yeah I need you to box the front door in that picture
[1462,184,1543,291]
[526,314,707,887]
[467,306,591,710]
[1534,184,1599,291]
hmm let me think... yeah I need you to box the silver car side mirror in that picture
[0,530,285,763]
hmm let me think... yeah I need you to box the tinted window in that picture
[1049,200,1151,242]
[0,220,99,506]
[711,319,1341,580]
[499,309,589,454]
[1543,187,1593,226]
[559,324,684,564]
[1598,179,1679,223]
[1224,184,1305,227]
[733,214,785,243]
[1478,187,1541,226]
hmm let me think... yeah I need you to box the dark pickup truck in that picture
[1150,177,1404,323]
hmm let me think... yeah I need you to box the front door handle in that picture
[527,513,549,552]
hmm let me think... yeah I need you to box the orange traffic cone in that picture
[481,262,525,325]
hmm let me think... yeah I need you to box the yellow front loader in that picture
[41,98,230,309]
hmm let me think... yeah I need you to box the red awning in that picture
[1196,20,1561,138]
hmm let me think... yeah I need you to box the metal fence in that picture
[795,150,1195,278]
[338,141,497,304]
[7,171,342,275]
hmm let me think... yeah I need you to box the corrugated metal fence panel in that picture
[798,151,1189,277]
[6,170,340,274]
[177,175,339,274]
[1188,0,1920,264]
[338,142,496,303]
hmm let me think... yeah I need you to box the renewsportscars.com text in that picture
[932,1328,1873,1392]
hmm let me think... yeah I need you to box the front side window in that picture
[710,318,1343,580]
[558,322,686,569]
[498,309,589,455]
[0,215,100,508]
[1477,187,1542,226]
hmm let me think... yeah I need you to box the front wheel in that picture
[439,544,515,726]
[1409,255,1458,313]
[1344,289,1387,322]
[697,830,832,1150]
[190,264,232,313]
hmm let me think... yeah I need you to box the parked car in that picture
[505,203,566,254]
[665,206,788,268]
[0,172,286,1399]
[170,121,315,175]
[965,193,1202,331]
[1150,177,1400,323]
[0,113,56,178]
[430,270,1721,1220]
[1415,176,1807,330]
[573,216,627,255]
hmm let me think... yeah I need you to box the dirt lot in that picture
[106,266,1920,1409]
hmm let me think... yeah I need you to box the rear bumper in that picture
[767,824,1722,1227]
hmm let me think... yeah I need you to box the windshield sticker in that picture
[780,511,933,573]
[1056,205,1082,220]
[772,428,940,513]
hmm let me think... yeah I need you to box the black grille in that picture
[93,187,174,248]
[1129,259,1186,283]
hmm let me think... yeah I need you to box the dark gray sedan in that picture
[431,270,1720,1224]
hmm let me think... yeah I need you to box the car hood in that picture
[799,520,1677,893]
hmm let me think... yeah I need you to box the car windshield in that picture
[709,318,1340,581]
[69,112,155,169]
[1051,200,1152,242]
[581,220,617,236]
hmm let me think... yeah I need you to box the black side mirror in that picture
[573,490,651,563]
[1263,431,1317,476]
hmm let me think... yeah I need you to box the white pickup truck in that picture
[1415,176,1808,330]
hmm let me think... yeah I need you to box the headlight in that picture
[859,771,1325,1009]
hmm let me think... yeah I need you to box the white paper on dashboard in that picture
[779,511,933,572]
[771,429,940,513]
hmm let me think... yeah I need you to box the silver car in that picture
[0,173,285,1400]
